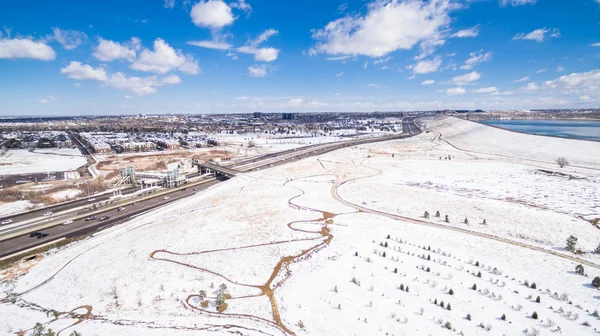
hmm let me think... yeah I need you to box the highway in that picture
[0,119,421,259]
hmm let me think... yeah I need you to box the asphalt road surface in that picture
[0,179,221,258]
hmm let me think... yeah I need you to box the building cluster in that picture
[79,131,209,154]
[0,131,73,149]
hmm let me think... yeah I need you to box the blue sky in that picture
[0,0,599,115]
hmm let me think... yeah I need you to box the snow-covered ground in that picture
[0,200,32,217]
[51,188,82,201]
[1,116,599,336]
[0,148,86,175]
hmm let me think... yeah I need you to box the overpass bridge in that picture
[197,161,241,178]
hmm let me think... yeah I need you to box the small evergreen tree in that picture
[199,290,207,301]
[445,321,452,330]
[427,254,431,261]
[382,251,386,257]
[483,219,487,225]
[434,298,438,304]
[387,234,391,239]
[424,211,430,218]
[440,300,445,308]
[445,215,449,223]
[426,267,431,272]
[592,277,600,288]
[400,284,405,291]
[435,211,440,217]
[472,284,477,290]
[466,313,472,321]
[531,282,537,289]
[532,311,538,320]
[475,261,480,267]
[394,268,398,273]
[355,251,358,257]
[449,289,454,295]
[69,332,82,336]
[501,314,506,321]
[524,280,529,287]
[566,235,578,252]
[406,286,409,292]
[384,241,388,248]
[477,271,482,278]
[595,243,600,254]
[464,217,468,224]
[536,296,541,303]
[428,245,431,250]
[447,303,452,311]
[576,264,585,275]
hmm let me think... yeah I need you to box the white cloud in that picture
[580,95,592,102]
[61,61,182,95]
[544,69,600,94]
[131,38,200,74]
[326,55,351,61]
[374,57,391,64]
[366,83,380,89]
[520,82,539,91]
[451,71,480,85]
[500,0,537,6]
[236,96,250,100]
[164,0,176,8]
[161,74,182,84]
[512,28,560,42]
[288,98,303,106]
[52,27,87,50]
[230,0,252,15]
[364,62,368,69]
[336,72,344,77]
[591,43,600,47]
[451,26,478,38]
[408,56,442,74]
[556,66,564,72]
[124,95,132,99]
[237,29,280,62]
[536,68,547,73]
[248,64,269,77]
[379,65,389,70]
[226,51,238,60]
[310,0,452,58]
[187,40,232,50]
[460,50,492,70]
[446,87,465,95]
[406,74,416,80]
[191,0,235,29]
[0,38,56,60]
[60,61,108,81]
[421,79,435,85]
[514,75,529,82]
[472,86,498,93]
[93,37,140,62]
[40,99,49,104]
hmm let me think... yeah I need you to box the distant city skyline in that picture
[0,0,599,115]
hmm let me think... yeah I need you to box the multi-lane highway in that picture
[0,119,421,259]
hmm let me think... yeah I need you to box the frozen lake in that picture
[481,119,600,141]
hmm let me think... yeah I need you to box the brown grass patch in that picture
[200,300,209,308]
[217,303,228,313]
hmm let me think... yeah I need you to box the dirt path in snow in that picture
[151,174,339,335]
[332,159,600,270]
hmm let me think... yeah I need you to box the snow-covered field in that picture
[0,200,32,217]
[1,116,600,336]
[0,148,86,175]
[51,188,82,201]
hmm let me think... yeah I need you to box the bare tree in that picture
[556,157,569,168]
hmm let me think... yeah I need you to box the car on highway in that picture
[86,215,97,221]
[43,211,53,216]
[99,216,110,221]
[88,198,96,202]
[117,207,126,212]
[30,232,42,237]
[37,233,49,239]
[193,187,198,191]
[164,196,170,200]
[62,220,74,225]
[132,202,138,206]
[1,219,13,225]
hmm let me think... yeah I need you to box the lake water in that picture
[481,119,600,141]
